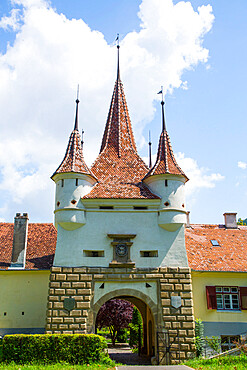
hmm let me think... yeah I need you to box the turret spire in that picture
[158,86,166,132]
[116,33,120,80]
[148,130,152,168]
[143,87,188,182]
[51,91,96,180]
[74,85,80,131]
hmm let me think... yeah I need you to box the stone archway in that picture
[92,288,157,357]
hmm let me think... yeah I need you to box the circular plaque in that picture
[116,243,128,257]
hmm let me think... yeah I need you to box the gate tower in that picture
[46,46,195,364]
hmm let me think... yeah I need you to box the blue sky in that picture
[0,0,246,224]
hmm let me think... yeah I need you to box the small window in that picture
[221,335,240,351]
[61,179,64,187]
[165,180,168,187]
[22,312,24,315]
[133,206,147,210]
[76,179,79,186]
[99,206,113,209]
[83,250,104,257]
[140,251,158,257]
[4,312,6,316]
[211,239,220,246]
[206,286,244,311]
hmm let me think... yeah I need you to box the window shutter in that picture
[206,286,217,309]
[240,287,247,310]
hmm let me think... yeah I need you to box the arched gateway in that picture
[46,46,195,364]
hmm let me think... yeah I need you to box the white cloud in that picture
[238,161,247,170]
[0,0,214,221]
[0,9,22,31]
[175,152,224,199]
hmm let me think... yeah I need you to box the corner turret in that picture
[52,92,97,230]
[143,90,188,231]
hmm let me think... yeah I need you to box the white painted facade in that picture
[53,171,189,268]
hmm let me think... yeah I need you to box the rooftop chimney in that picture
[224,212,237,229]
[10,213,29,269]
[186,211,190,228]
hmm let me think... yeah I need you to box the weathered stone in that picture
[62,268,73,273]
[56,274,67,281]
[50,296,59,301]
[69,324,80,329]
[160,292,169,298]
[50,282,60,288]
[179,267,190,273]
[66,289,76,295]
[77,289,91,295]
[53,302,63,309]
[75,317,87,323]
[52,317,63,323]
[61,282,71,288]
[55,289,65,295]
[181,307,194,315]
[162,307,170,315]
[67,274,80,281]
[73,268,87,273]
[161,283,174,291]
[80,274,92,281]
[183,284,193,291]
[76,302,90,309]
[168,279,179,283]
[161,299,170,306]
[70,310,82,316]
[175,284,182,291]
[182,322,194,329]
[59,324,68,329]
[52,267,62,273]
[64,318,75,323]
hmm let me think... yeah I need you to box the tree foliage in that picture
[96,299,133,346]
[129,306,143,348]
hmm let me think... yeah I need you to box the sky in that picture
[0,0,246,225]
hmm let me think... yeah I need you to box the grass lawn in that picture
[184,354,247,369]
[0,364,115,370]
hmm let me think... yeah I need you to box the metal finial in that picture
[148,130,152,168]
[74,85,80,131]
[157,86,166,132]
[81,129,84,148]
[116,33,120,79]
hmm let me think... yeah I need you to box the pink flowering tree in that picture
[96,298,133,346]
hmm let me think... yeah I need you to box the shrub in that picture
[129,307,143,348]
[2,334,110,364]
[206,336,221,354]
[116,328,128,343]
[195,318,204,357]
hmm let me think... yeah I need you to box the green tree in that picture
[129,307,143,348]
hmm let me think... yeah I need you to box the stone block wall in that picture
[46,266,195,363]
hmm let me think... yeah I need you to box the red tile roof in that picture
[1,222,247,272]
[84,75,159,199]
[144,130,188,181]
[185,224,247,272]
[0,223,57,270]
[52,128,95,179]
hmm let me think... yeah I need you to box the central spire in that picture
[99,40,137,157]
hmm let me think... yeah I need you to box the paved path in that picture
[108,343,151,365]
[108,344,194,369]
